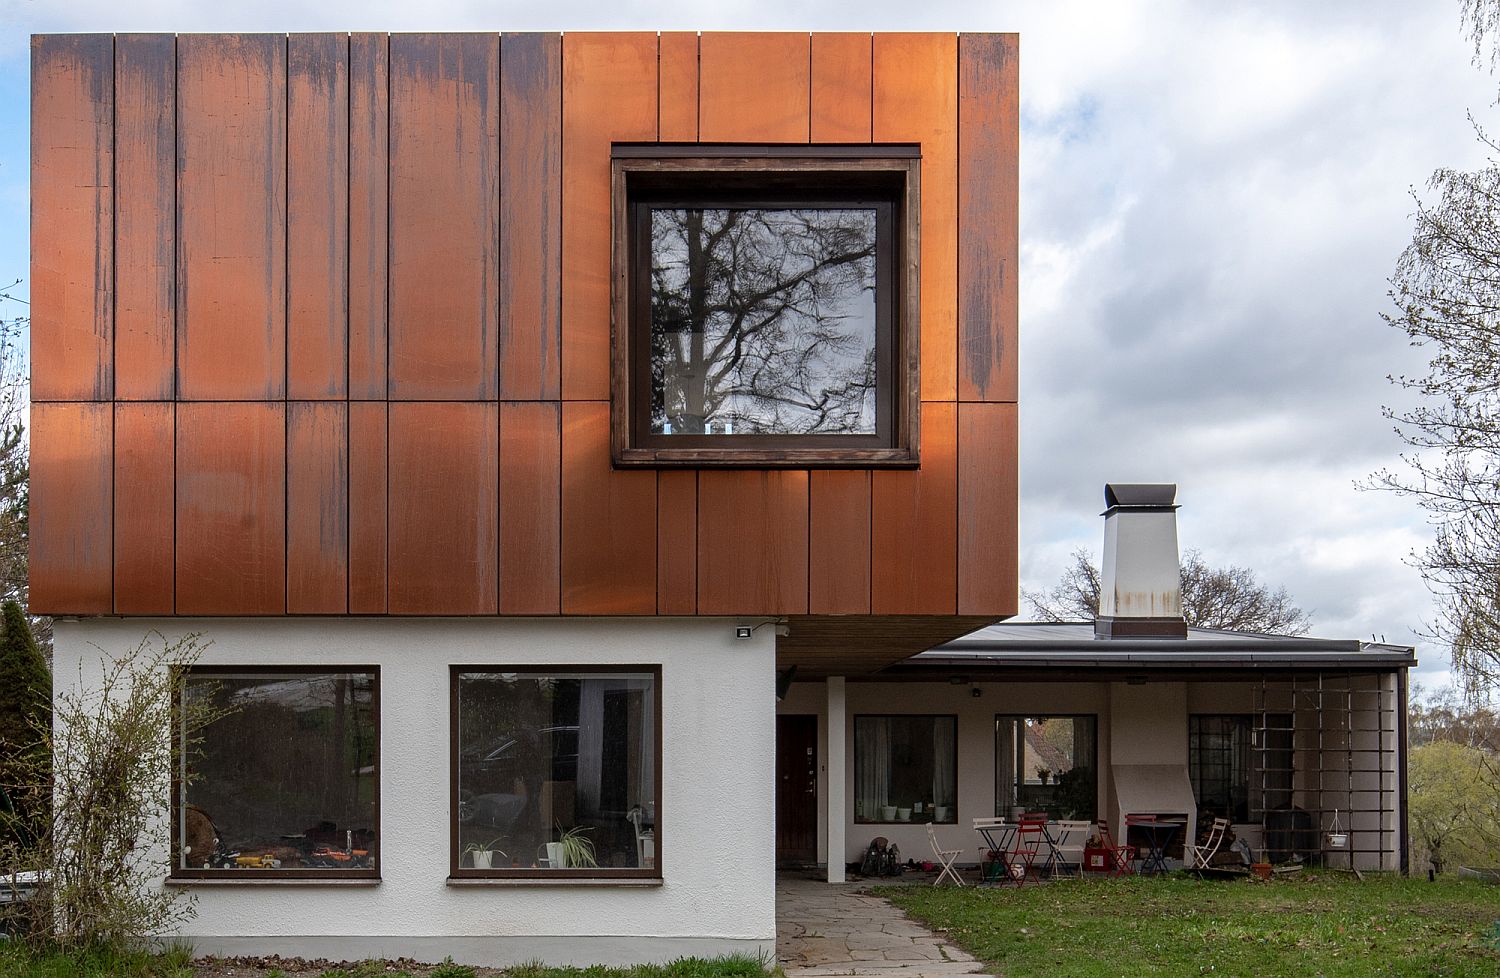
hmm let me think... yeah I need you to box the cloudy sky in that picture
[1,1,1492,689]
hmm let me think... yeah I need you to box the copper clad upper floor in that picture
[28,32,1019,632]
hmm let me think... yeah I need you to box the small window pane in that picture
[649,207,878,436]
[179,671,378,873]
[995,716,1097,820]
[853,716,957,824]
[456,671,657,873]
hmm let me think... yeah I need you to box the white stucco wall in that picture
[52,617,777,966]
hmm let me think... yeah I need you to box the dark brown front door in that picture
[777,714,818,866]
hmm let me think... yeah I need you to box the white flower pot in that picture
[880,805,898,821]
[471,850,493,869]
[545,841,566,868]
[934,805,950,821]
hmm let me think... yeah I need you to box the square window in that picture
[173,668,380,879]
[451,668,660,878]
[611,147,921,467]
[853,715,957,824]
[995,715,1097,821]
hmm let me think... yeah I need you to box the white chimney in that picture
[1095,483,1187,640]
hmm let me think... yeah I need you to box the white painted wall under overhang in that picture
[52,617,777,967]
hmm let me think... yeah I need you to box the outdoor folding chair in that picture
[1187,817,1231,876]
[926,823,964,886]
[1047,819,1092,879]
[1095,819,1135,876]
[1004,816,1048,885]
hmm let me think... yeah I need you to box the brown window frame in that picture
[170,665,382,882]
[852,713,959,825]
[448,664,664,882]
[610,145,922,468]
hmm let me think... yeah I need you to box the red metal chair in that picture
[1095,819,1135,877]
[1004,816,1048,885]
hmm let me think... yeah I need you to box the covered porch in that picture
[774,622,1413,879]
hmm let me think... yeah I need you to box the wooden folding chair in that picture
[1187,817,1231,876]
[927,823,964,886]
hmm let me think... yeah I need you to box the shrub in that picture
[0,630,221,950]
[0,599,49,852]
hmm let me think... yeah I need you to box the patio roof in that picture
[877,620,1416,678]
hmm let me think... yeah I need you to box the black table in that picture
[1129,818,1182,875]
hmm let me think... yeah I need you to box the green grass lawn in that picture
[877,874,1500,978]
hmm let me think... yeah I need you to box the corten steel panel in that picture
[659,32,699,141]
[656,471,697,615]
[811,33,873,143]
[31,35,113,401]
[875,33,958,402]
[958,34,1020,403]
[699,33,810,142]
[560,401,656,614]
[872,401,958,615]
[388,402,499,614]
[498,401,561,614]
[697,470,810,616]
[560,32,658,401]
[388,33,499,400]
[958,402,1018,616]
[287,402,349,614]
[114,34,176,400]
[176,34,287,400]
[499,33,562,401]
[809,470,872,615]
[288,34,350,400]
[30,403,112,615]
[348,401,388,614]
[349,33,389,399]
[176,402,287,615]
[114,403,174,614]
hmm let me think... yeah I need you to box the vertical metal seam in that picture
[284,33,292,615]
[110,34,118,611]
[172,33,180,613]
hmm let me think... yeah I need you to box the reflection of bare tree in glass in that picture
[650,208,878,435]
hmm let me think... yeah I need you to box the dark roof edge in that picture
[930,637,1375,653]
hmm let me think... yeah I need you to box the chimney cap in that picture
[1103,483,1179,516]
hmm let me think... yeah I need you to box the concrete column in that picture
[826,676,846,883]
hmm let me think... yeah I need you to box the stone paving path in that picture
[776,875,996,978]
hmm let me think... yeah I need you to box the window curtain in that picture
[995,720,1016,814]
[932,718,956,807]
[576,680,606,812]
[856,718,891,818]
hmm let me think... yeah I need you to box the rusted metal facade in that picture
[30,32,1019,667]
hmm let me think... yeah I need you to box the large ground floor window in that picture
[1189,713,1293,823]
[175,668,379,878]
[995,715,1097,820]
[853,715,957,824]
[452,668,659,878]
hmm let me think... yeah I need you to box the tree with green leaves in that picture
[0,598,49,851]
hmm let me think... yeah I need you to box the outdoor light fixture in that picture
[734,626,753,640]
[1126,675,1148,685]
[971,687,982,698]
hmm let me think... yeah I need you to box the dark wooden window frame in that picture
[993,713,1100,820]
[852,713,959,825]
[448,664,664,882]
[170,665,382,882]
[610,145,922,468]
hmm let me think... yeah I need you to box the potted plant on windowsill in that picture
[464,839,506,870]
[544,824,599,869]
